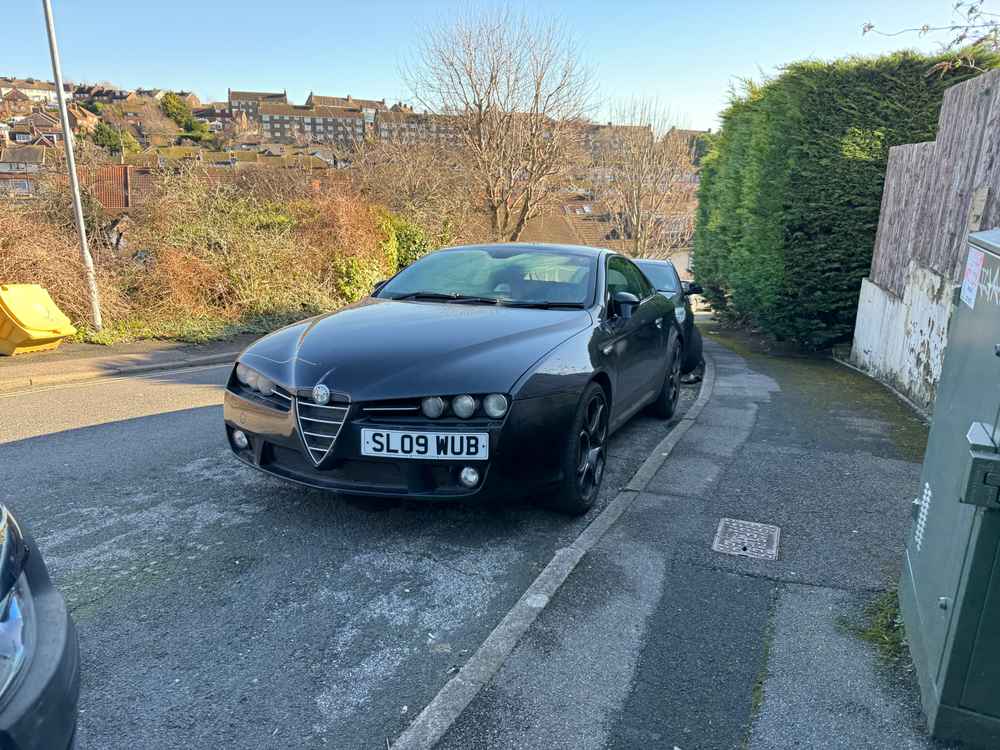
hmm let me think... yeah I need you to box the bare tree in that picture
[864,2,999,71]
[590,100,699,258]
[406,8,594,242]
[353,137,484,244]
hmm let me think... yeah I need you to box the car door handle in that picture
[655,318,663,328]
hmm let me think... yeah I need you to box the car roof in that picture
[433,242,614,259]
[632,258,676,267]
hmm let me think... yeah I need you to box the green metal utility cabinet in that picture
[901,228,1000,747]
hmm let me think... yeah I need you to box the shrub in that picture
[391,214,433,270]
[692,47,999,348]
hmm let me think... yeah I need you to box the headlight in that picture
[483,394,509,418]
[452,395,476,419]
[0,508,31,700]
[421,396,446,419]
[256,376,275,396]
[234,363,275,395]
[0,585,30,698]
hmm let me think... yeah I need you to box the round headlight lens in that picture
[421,396,446,419]
[452,394,476,419]
[256,376,274,396]
[236,363,251,385]
[483,394,509,418]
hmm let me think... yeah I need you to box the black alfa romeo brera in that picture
[223,243,695,515]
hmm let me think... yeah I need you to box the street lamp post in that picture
[41,0,102,331]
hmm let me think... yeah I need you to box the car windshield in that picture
[378,247,596,307]
[634,262,679,293]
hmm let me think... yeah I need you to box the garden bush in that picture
[0,167,430,342]
[692,47,999,348]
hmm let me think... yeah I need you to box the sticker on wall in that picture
[961,247,985,309]
[915,482,932,553]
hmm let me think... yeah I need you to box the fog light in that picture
[483,393,508,418]
[459,466,480,487]
[232,430,250,450]
[421,396,446,419]
[452,395,476,419]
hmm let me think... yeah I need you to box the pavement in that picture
[435,329,941,750]
[0,335,254,392]
[0,325,944,749]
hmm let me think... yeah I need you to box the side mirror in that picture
[612,291,640,320]
[683,281,703,296]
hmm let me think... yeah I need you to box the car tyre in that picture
[681,325,703,374]
[650,330,682,420]
[547,382,608,516]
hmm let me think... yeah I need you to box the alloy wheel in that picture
[576,391,608,500]
[667,346,682,411]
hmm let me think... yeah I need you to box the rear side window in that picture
[635,262,680,293]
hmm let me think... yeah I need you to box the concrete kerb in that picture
[0,351,241,394]
[390,352,719,750]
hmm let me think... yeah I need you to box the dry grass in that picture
[0,166,401,343]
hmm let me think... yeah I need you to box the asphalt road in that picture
[0,363,696,749]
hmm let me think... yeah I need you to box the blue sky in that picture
[6,0,960,129]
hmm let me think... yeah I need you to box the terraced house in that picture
[0,77,71,103]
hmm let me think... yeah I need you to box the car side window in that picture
[666,264,682,293]
[609,257,652,300]
[606,257,632,298]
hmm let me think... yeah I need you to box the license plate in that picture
[360,428,489,460]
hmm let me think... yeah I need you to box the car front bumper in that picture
[223,388,580,500]
[0,534,80,750]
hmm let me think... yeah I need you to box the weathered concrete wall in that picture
[851,267,954,412]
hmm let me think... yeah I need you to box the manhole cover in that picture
[712,518,780,560]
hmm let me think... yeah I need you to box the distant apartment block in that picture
[228,89,288,120]
[259,103,364,148]
[376,107,461,146]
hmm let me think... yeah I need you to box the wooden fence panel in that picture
[868,69,1000,294]
[870,142,936,296]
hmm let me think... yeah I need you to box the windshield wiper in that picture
[499,301,586,309]
[389,291,501,305]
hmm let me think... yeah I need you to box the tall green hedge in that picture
[692,49,998,348]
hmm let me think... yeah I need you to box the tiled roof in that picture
[78,165,155,211]
[0,78,69,92]
[2,89,31,102]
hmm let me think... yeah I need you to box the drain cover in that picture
[712,518,780,560]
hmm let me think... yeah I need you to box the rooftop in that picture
[229,90,287,103]
[0,145,46,164]
[306,93,386,110]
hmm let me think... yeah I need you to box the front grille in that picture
[295,395,350,465]
[361,399,421,417]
